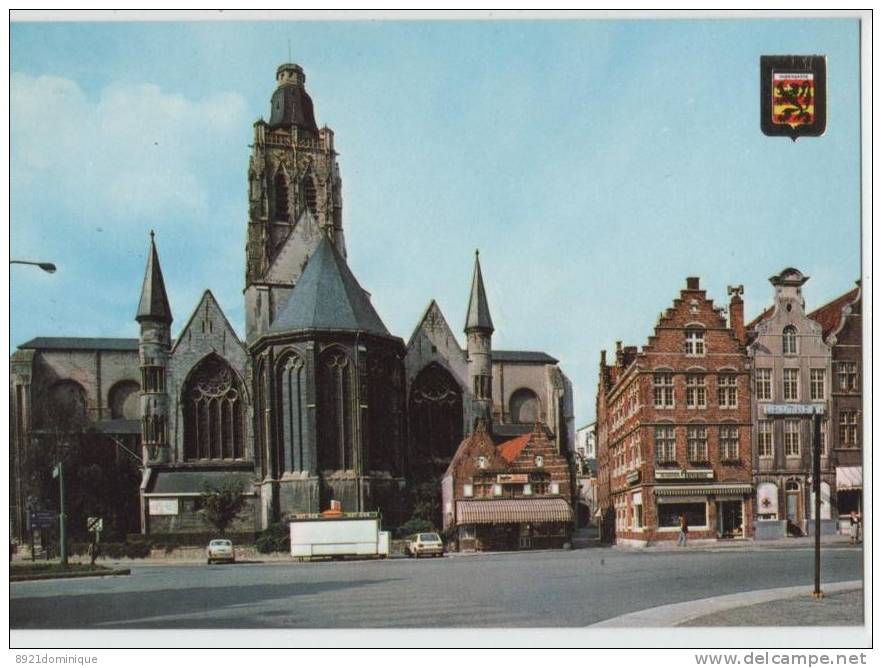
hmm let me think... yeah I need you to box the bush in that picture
[396,517,434,539]
[255,522,290,554]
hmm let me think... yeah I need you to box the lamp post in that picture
[10,259,57,273]
[52,461,68,568]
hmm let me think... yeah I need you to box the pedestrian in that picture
[677,513,688,547]
[88,540,100,566]
[849,511,861,544]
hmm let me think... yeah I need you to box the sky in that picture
[9,16,863,426]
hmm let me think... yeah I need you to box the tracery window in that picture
[183,355,245,460]
[317,349,355,470]
[278,354,308,473]
[409,363,463,460]
[273,169,289,222]
[302,176,317,215]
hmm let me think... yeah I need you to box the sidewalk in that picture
[592,580,863,627]
[612,534,856,552]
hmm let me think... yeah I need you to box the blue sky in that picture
[10,18,862,425]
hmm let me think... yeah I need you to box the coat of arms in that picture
[761,55,826,140]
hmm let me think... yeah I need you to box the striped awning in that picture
[654,484,753,497]
[456,498,574,525]
[836,466,862,490]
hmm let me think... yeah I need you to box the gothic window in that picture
[509,388,540,424]
[278,353,309,473]
[317,349,355,471]
[409,363,464,461]
[45,380,88,426]
[255,358,267,479]
[183,355,245,460]
[301,175,317,215]
[273,169,289,222]
[366,353,402,472]
[108,380,140,420]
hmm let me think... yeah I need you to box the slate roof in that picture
[94,419,141,435]
[268,65,319,133]
[492,350,559,364]
[809,287,860,340]
[18,337,140,352]
[268,235,390,336]
[136,233,173,324]
[464,251,494,333]
[145,470,256,496]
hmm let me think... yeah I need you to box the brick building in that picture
[808,282,863,528]
[596,277,753,546]
[442,420,574,551]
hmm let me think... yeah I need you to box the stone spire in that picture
[464,250,494,334]
[136,230,173,325]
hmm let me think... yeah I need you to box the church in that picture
[10,63,575,540]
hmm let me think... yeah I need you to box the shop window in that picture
[657,502,707,529]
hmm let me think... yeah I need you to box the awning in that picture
[654,484,753,497]
[144,470,256,496]
[836,466,862,491]
[456,498,574,525]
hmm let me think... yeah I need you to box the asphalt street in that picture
[10,544,863,628]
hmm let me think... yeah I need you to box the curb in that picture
[11,568,131,582]
[590,579,862,627]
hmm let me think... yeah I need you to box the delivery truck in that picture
[289,512,390,561]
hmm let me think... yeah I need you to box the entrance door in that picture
[518,524,532,549]
[717,501,744,538]
[785,480,802,535]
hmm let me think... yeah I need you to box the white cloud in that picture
[11,73,248,224]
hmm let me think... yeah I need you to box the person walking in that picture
[849,511,861,544]
[88,540,100,567]
[677,513,688,547]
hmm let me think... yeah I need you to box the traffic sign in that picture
[87,517,103,533]
[28,510,57,530]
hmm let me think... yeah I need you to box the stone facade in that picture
[597,277,754,546]
[747,268,834,537]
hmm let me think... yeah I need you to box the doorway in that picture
[785,480,803,535]
[717,500,744,538]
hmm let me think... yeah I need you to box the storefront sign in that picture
[497,474,528,484]
[148,498,179,516]
[764,403,825,415]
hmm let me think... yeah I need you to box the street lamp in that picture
[11,259,57,273]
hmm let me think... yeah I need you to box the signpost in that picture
[27,510,57,562]
[87,517,103,544]
[765,403,824,598]
[52,463,68,568]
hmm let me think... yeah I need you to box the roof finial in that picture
[475,248,479,257]
[149,229,155,242]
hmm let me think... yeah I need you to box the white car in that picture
[404,532,444,558]
[206,539,235,564]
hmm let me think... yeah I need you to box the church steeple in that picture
[464,250,493,429]
[464,249,494,334]
[136,230,172,325]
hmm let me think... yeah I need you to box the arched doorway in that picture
[409,363,463,462]
[785,479,803,535]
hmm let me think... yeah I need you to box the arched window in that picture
[278,353,309,473]
[301,175,317,216]
[317,349,354,471]
[366,353,402,472]
[509,388,541,424]
[45,380,88,426]
[273,169,289,222]
[255,358,267,479]
[409,363,464,461]
[783,326,798,355]
[108,380,140,420]
[183,355,245,460]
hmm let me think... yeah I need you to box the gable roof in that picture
[170,289,244,354]
[18,337,140,352]
[268,234,390,336]
[493,350,558,364]
[407,299,462,351]
[809,286,860,341]
[497,433,532,463]
[747,305,775,332]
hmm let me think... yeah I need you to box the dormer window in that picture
[782,326,798,355]
[685,329,705,356]
[534,455,544,468]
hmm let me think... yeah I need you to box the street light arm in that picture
[11,260,57,273]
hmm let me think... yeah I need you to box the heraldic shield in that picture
[761,55,827,140]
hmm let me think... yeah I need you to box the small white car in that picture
[404,532,444,558]
[206,539,235,564]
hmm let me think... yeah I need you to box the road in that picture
[10,544,863,628]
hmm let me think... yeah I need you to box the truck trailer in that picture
[289,512,390,560]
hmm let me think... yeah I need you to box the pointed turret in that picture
[464,250,494,334]
[136,230,173,325]
[464,250,493,431]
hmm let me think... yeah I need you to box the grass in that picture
[11,561,111,575]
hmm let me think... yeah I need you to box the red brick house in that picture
[596,277,754,546]
[442,420,574,551]
[809,282,863,527]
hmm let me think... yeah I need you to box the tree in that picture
[198,479,248,536]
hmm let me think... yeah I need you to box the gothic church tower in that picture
[465,250,494,429]
[245,63,344,341]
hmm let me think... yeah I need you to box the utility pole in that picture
[53,462,68,568]
[812,409,822,598]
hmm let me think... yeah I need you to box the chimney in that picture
[686,276,700,290]
[728,284,745,344]
[615,340,624,367]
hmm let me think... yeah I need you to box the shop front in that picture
[835,466,862,532]
[453,498,574,552]
[652,483,753,541]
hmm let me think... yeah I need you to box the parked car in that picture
[404,532,444,558]
[206,539,235,564]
